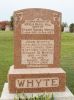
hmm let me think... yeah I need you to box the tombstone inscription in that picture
[14,9,61,68]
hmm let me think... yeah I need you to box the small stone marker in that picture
[64,26,70,32]
[8,8,66,93]
[5,25,10,31]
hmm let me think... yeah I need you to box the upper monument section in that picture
[14,8,61,68]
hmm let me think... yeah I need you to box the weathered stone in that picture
[14,8,61,68]
[8,66,66,93]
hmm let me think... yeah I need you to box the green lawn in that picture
[0,31,13,95]
[0,31,74,95]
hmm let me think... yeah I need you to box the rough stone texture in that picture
[1,83,74,100]
[14,8,61,68]
[8,66,66,93]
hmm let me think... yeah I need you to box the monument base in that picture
[8,65,66,93]
[1,83,74,100]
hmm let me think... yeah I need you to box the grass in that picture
[14,93,54,100]
[0,31,13,95]
[0,31,74,95]
[61,32,74,94]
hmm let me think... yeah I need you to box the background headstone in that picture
[5,25,10,31]
[64,27,70,32]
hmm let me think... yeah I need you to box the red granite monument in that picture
[8,8,66,93]
[14,9,61,68]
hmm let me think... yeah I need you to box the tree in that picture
[69,23,74,33]
[10,16,14,30]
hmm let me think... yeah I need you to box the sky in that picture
[0,0,74,25]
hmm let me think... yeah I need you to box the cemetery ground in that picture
[0,31,74,96]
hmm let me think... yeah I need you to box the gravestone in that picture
[64,26,70,32]
[14,9,61,68]
[1,8,74,100]
[8,8,66,93]
[5,25,10,31]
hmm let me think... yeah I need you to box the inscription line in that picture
[18,34,58,40]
